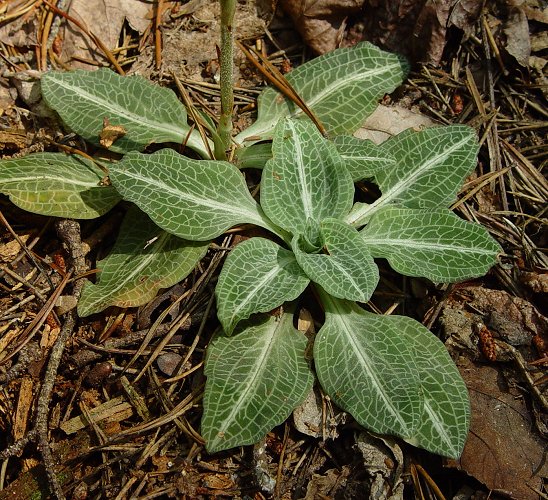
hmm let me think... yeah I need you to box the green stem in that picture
[217,0,236,158]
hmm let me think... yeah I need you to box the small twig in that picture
[154,0,164,70]
[41,0,125,75]
[33,220,88,499]
[236,40,327,137]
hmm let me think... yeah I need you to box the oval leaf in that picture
[203,312,314,453]
[216,238,309,335]
[236,42,409,142]
[42,69,208,156]
[0,152,120,218]
[78,206,208,317]
[347,125,479,226]
[293,219,379,303]
[333,134,396,182]
[398,323,470,458]
[261,119,353,235]
[315,294,422,439]
[110,149,277,241]
[361,206,501,282]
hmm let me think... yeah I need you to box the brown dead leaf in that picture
[280,0,365,54]
[503,3,531,66]
[449,357,548,500]
[346,0,483,64]
[0,233,29,262]
[60,0,151,69]
[99,117,127,148]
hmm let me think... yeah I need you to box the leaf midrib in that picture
[214,320,281,439]
[50,78,187,139]
[362,237,496,255]
[330,310,411,431]
[116,168,262,223]
[88,231,171,307]
[3,175,101,188]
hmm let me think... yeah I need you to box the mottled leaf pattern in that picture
[110,149,280,241]
[261,119,353,235]
[0,153,120,218]
[361,206,501,282]
[314,294,422,438]
[216,238,309,335]
[292,219,378,303]
[399,324,470,458]
[78,206,208,317]
[42,69,208,156]
[347,126,479,226]
[203,312,314,452]
[236,42,409,142]
[333,135,396,181]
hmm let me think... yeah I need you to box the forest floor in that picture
[0,1,546,499]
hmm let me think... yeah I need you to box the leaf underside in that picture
[202,312,314,453]
[78,206,208,317]
[0,152,120,218]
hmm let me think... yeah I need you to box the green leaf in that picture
[202,312,314,453]
[361,206,501,282]
[41,69,209,156]
[333,135,396,182]
[78,206,208,317]
[234,142,272,170]
[110,149,282,241]
[0,153,120,218]
[398,322,470,458]
[314,294,422,439]
[293,219,378,303]
[216,238,309,335]
[346,125,479,226]
[261,119,353,235]
[316,293,470,458]
[236,42,409,142]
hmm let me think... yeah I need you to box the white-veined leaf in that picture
[347,125,479,226]
[361,206,501,282]
[110,149,282,241]
[261,119,353,235]
[292,219,378,303]
[215,238,309,335]
[333,134,396,182]
[78,206,208,317]
[42,69,209,156]
[314,294,422,438]
[236,42,408,142]
[203,312,313,452]
[316,292,470,459]
[0,152,120,218]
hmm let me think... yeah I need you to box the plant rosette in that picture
[0,41,501,459]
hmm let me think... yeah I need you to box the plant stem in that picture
[218,0,236,158]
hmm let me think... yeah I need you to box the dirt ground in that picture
[0,1,546,498]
